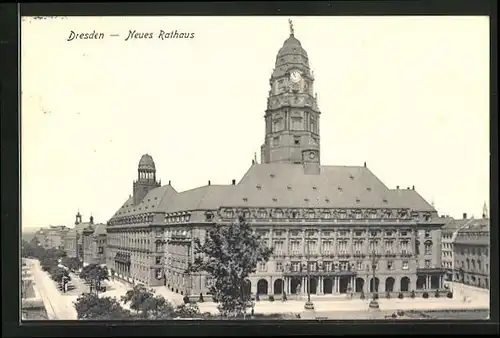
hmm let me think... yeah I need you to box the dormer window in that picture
[312,186,317,190]
[338,186,343,192]
[304,198,309,202]
[349,175,354,180]
[272,197,278,202]
[242,197,248,202]
[367,187,372,191]
[325,198,330,203]
[270,173,275,178]
[287,185,292,190]
[256,184,262,190]
[356,198,360,203]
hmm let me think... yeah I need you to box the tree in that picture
[188,215,273,317]
[74,293,132,320]
[120,284,173,318]
[50,267,70,283]
[61,256,82,272]
[79,264,109,295]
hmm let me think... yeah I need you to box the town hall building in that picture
[105,22,445,299]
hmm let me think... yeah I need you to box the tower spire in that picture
[482,201,488,219]
[288,19,294,36]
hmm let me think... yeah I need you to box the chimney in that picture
[252,159,255,165]
[396,186,399,190]
[208,180,211,186]
[168,180,171,185]
[463,212,467,220]
[407,187,410,190]
[412,185,415,190]
[364,162,366,167]
[232,179,236,185]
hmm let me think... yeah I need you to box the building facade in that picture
[105,23,446,297]
[453,215,490,289]
[82,222,107,267]
[63,212,94,259]
[33,226,70,250]
[440,214,476,281]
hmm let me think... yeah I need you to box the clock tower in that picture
[260,20,321,167]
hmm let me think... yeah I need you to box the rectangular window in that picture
[402,261,409,270]
[324,261,333,272]
[275,262,283,272]
[273,240,284,256]
[258,262,267,272]
[289,240,301,255]
[322,240,333,255]
[356,261,363,271]
[387,261,393,270]
[273,136,279,146]
[294,136,300,145]
[339,261,349,271]
[308,261,316,272]
[292,261,300,272]
[155,256,161,264]
[425,260,431,268]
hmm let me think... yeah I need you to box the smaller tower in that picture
[133,154,161,205]
[482,201,488,219]
[75,211,82,225]
[89,214,94,225]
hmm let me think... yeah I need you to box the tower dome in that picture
[272,20,310,79]
[138,154,156,171]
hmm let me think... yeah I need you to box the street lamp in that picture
[303,241,314,310]
[369,250,380,309]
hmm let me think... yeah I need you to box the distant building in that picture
[440,214,476,281]
[63,212,94,260]
[82,222,107,267]
[105,23,446,299]
[33,225,70,250]
[453,209,490,289]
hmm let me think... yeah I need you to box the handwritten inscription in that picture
[67,30,105,41]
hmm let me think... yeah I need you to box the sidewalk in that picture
[196,297,489,315]
[27,259,78,320]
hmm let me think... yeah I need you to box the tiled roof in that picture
[112,185,178,217]
[110,163,436,221]
[224,164,434,210]
[458,218,490,232]
[163,185,236,213]
[442,217,471,230]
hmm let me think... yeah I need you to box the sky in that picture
[21,16,490,229]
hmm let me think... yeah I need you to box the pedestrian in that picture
[282,291,287,302]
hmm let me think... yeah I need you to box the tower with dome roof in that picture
[261,20,321,171]
[133,154,161,205]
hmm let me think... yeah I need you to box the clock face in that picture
[290,70,302,83]
[309,151,315,159]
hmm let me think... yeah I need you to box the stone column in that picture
[318,276,323,294]
[270,277,273,295]
[426,276,431,290]
[353,276,357,292]
[287,277,291,294]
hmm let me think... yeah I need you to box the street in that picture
[25,259,490,321]
[27,259,78,320]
